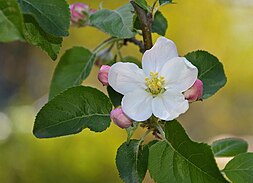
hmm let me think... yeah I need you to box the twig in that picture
[124,38,145,53]
[93,37,120,54]
[116,41,123,60]
[130,1,153,51]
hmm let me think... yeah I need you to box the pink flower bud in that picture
[69,3,89,26]
[95,48,113,67]
[110,108,133,129]
[184,79,203,102]
[98,65,111,86]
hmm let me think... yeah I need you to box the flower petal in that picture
[108,62,146,95]
[152,89,189,121]
[161,57,198,92]
[122,89,153,121]
[142,37,178,75]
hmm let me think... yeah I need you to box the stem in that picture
[93,37,120,54]
[128,129,151,147]
[124,38,145,53]
[134,129,151,170]
[116,41,123,60]
[130,1,153,51]
[156,123,166,140]
[139,129,152,143]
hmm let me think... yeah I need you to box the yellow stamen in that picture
[145,71,166,96]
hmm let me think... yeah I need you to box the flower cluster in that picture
[98,37,203,128]
[69,3,96,27]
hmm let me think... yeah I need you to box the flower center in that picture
[145,71,166,96]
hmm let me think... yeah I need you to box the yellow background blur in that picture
[0,0,253,182]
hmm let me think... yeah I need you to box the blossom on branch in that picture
[108,37,198,121]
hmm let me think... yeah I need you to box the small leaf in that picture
[0,0,24,42]
[134,11,168,36]
[23,15,62,60]
[18,0,70,37]
[159,0,173,6]
[133,15,141,30]
[134,0,149,11]
[122,56,142,68]
[107,86,123,107]
[126,122,138,142]
[212,138,248,157]
[185,50,227,99]
[149,120,228,183]
[49,47,95,99]
[33,86,112,138]
[90,4,136,38]
[224,153,253,183]
[152,11,168,36]
[116,140,149,183]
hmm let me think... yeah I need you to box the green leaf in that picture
[49,47,95,100]
[212,138,248,157]
[33,86,112,138]
[18,0,70,37]
[23,15,62,60]
[185,50,227,99]
[149,120,228,183]
[134,11,168,36]
[134,0,149,11]
[152,11,168,36]
[107,86,123,107]
[148,140,158,148]
[0,0,24,42]
[133,15,141,30]
[116,140,149,183]
[159,0,173,6]
[122,56,142,68]
[90,4,136,38]
[224,153,253,183]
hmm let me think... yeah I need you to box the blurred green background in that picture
[1,0,253,182]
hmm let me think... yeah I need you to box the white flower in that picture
[108,37,198,121]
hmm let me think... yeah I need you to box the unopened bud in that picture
[110,107,133,129]
[69,3,95,27]
[95,48,113,67]
[98,65,111,86]
[184,79,203,102]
